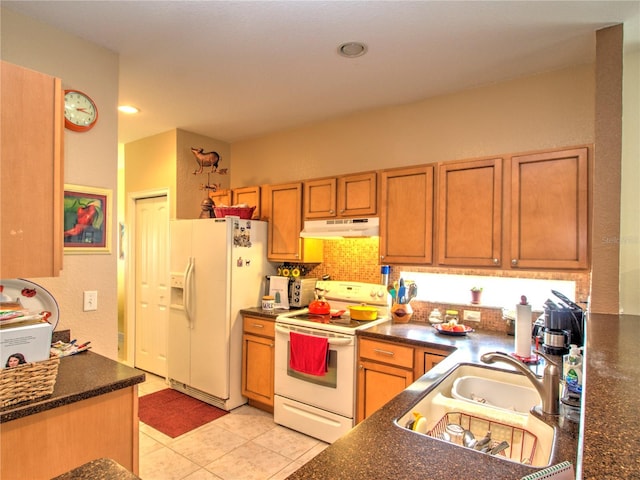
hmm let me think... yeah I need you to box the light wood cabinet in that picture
[266,182,323,262]
[304,172,377,219]
[509,147,589,270]
[357,337,451,422]
[1,61,64,278]
[437,158,503,267]
[233,185,261,219]
[380,166,435,265]
[209,188,232,207]
[357,338,414,423]
[1,387,139,479]
[241,315,275,411]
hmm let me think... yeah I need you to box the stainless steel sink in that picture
[395,364,555,467]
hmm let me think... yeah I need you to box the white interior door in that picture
[134,195,169,376]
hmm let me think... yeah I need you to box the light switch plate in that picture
[83,290,98,311]
[463,310,481,322]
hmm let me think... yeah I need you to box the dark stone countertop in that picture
[0,351,145,423]
[51,458,141,480]
[287,320,580,480]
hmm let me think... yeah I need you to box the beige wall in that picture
[231,64,594,186]
[176,129,231,219]
[620,50,640,315]
[1,8,120,358]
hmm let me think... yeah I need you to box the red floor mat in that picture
[139,388,228,438]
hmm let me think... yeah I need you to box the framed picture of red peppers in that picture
[63,184,111,254]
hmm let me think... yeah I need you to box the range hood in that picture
[300,217,379,238]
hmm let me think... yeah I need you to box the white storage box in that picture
[1,321,53,369]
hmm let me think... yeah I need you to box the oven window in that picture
[286,345,338,388]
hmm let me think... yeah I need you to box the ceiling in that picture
[4,1,639,144]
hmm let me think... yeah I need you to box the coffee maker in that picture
[541,290,584,356]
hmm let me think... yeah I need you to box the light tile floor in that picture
[138,373,328,480]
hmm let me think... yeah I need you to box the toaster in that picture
[289,277,317,307]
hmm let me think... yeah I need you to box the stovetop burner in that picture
[282,311,374,329]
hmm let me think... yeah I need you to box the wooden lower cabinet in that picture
[241,315,275,412]
[0,387,139,480]
[357,337,450,423]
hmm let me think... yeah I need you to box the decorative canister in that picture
[261,295,275,312]
[391,302,413,324]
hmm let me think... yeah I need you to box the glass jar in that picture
[429,308,443,324]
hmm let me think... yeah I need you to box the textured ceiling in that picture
[3,1,639,144]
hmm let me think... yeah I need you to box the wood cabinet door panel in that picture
[357,360,413,422]
[267,183,303,261]
[438,158,502,266]
[337,172,377,217]
[380,166,434,264]
[242,333,275,406]
[510,147,588,269]
[233,186,261,219]
[304,178,337,218]
[1,61,63,278]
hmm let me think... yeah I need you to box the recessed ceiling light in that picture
[337,42,367,58]
[118,105,139,114]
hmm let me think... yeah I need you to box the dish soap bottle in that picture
[563,344,583,392]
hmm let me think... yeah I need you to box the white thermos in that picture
[515,296,532,358]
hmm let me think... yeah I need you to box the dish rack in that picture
[427,411,538,464]
[0,357,60,408]
[213,206,256,219]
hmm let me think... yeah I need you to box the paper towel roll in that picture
[515,303,532,357]
[269,276,290,310]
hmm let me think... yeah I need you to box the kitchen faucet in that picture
[480,350,560,415]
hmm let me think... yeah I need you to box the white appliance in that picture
[274,280,390,443]
[168,217,274,410]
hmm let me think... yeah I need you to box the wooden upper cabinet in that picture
[232,186,261,219]
[380,166,434,265]
[437,158,503,267]
[304,172,377,219]
[209,189,231,208]
[510,147,589,270]
[304,178,337,219]
[266,182,322,262]
[338,172,377,217]
[1,62,64,278]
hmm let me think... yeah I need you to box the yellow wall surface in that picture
[231,64,594,187]
[125,129,177,218]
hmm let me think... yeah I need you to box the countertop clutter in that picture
[285,313,638,480]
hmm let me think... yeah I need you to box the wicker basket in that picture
[214,206,256,219]
[0,356,60,408]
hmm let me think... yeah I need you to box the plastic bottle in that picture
[563,344,583,391]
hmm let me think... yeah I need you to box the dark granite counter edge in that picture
[1,351,145,423]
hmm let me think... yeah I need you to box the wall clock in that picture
[64,89,98,132]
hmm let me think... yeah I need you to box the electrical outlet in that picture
[83,290,98,311]
[463,310,481,322]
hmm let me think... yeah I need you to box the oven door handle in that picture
[275,325,353,346]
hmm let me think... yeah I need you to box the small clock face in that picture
[64,90,98,132]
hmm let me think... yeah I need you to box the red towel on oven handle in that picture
[289,331,329,376]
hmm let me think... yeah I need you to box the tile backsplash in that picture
[304,238,590,333]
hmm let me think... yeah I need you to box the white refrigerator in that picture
[168,217,274,410]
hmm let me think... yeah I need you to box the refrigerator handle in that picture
[184,257,195,327]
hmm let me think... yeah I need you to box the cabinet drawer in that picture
[243,316,275,338]
[359,338,413,369]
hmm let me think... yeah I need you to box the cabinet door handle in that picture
[511,259,518,266]
[374,348,395,356]
[252,323,264,328]
[329,209,335,214]
[270,343,274,348]
[493,258,499,265]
